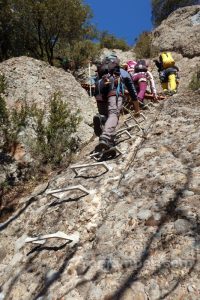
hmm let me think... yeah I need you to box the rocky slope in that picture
[0,56,97,188]
[151,5,200,58]
[0,5,200,300]
[0,56,97,147]
[0,88,199,300]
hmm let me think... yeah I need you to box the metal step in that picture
[90,146,122,161]
[25,231,80,246]
[46,185,90,196]
[70,161,112,176]
[118,124,142,134]
[124,112,146,126]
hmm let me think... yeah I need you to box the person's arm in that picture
[120,69,137,98]
[147,71,157,99]
[153,60,162,71]
[121,69,140,114]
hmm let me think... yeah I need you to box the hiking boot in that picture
[163,89,168,95]
[167,90,176,96]
[170,90,177,95]
[95,136,115,152]
[139,100,147,110]
[93,114,107,137]
[138,100,144,107]
[134,111,141,118]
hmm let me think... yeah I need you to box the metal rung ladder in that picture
[118,124,143,134]
[90,146,123,161]
[25,231,80,246]
[46,185,90,196]
[70,162,112,176]
[116,129,132,140]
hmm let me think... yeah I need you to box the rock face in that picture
[78,48,136,84]
[0,56,98,187]
[0,7,200,300]
[100,48,136,64]
[0,88,200,300]
[151,5,200,57]
[0,56,97,146]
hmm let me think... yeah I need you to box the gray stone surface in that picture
[0,56,96,146]
[151,5,200,58]
[137,209,152,220]
[174,218,192,234]
[0,7,200,300]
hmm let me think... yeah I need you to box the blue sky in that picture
[84,0,153,46]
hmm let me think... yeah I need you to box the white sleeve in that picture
[147,71,157,96]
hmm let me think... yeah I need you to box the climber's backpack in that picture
[95,54,125,97]
[126,60,137,75]
[134,59,148,73]
[160,52,175,69]
[97,54,120,78]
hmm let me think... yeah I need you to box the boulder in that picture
[151,5,200,58]
[0,56,97,146]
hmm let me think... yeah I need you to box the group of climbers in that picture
[92,52,179,153]
[93,54,139,152]
[123,59,158,107]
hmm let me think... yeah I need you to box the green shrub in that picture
[0,74,7,93]
[0,95,32,152]
[0,74,18,151]
[71,40,101,71]
[55,40,101,72]
[189,68,200,91]
[32,93,81,165]
[0,75,13,150]
[0,92,9,127]
[134,31,159,59]
[99,31,130,51]
[0,75,8,126]
[0,89,81,166]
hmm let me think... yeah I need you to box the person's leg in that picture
[161,82,168,92]
[137,80,148,102]
[159,70,168,92]
[133,100,140,115]
[133,74,147,105]
[93,100,108,137]
[168,74,177,92]
[99,95,123,147]
[96,100,108,117]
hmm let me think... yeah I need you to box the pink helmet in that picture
[126,60,137,72]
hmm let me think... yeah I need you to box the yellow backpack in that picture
[160,52,175,69]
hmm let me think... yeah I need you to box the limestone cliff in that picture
[151,5,200,58]
[0,56,97,146]
[0,6,200,300]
